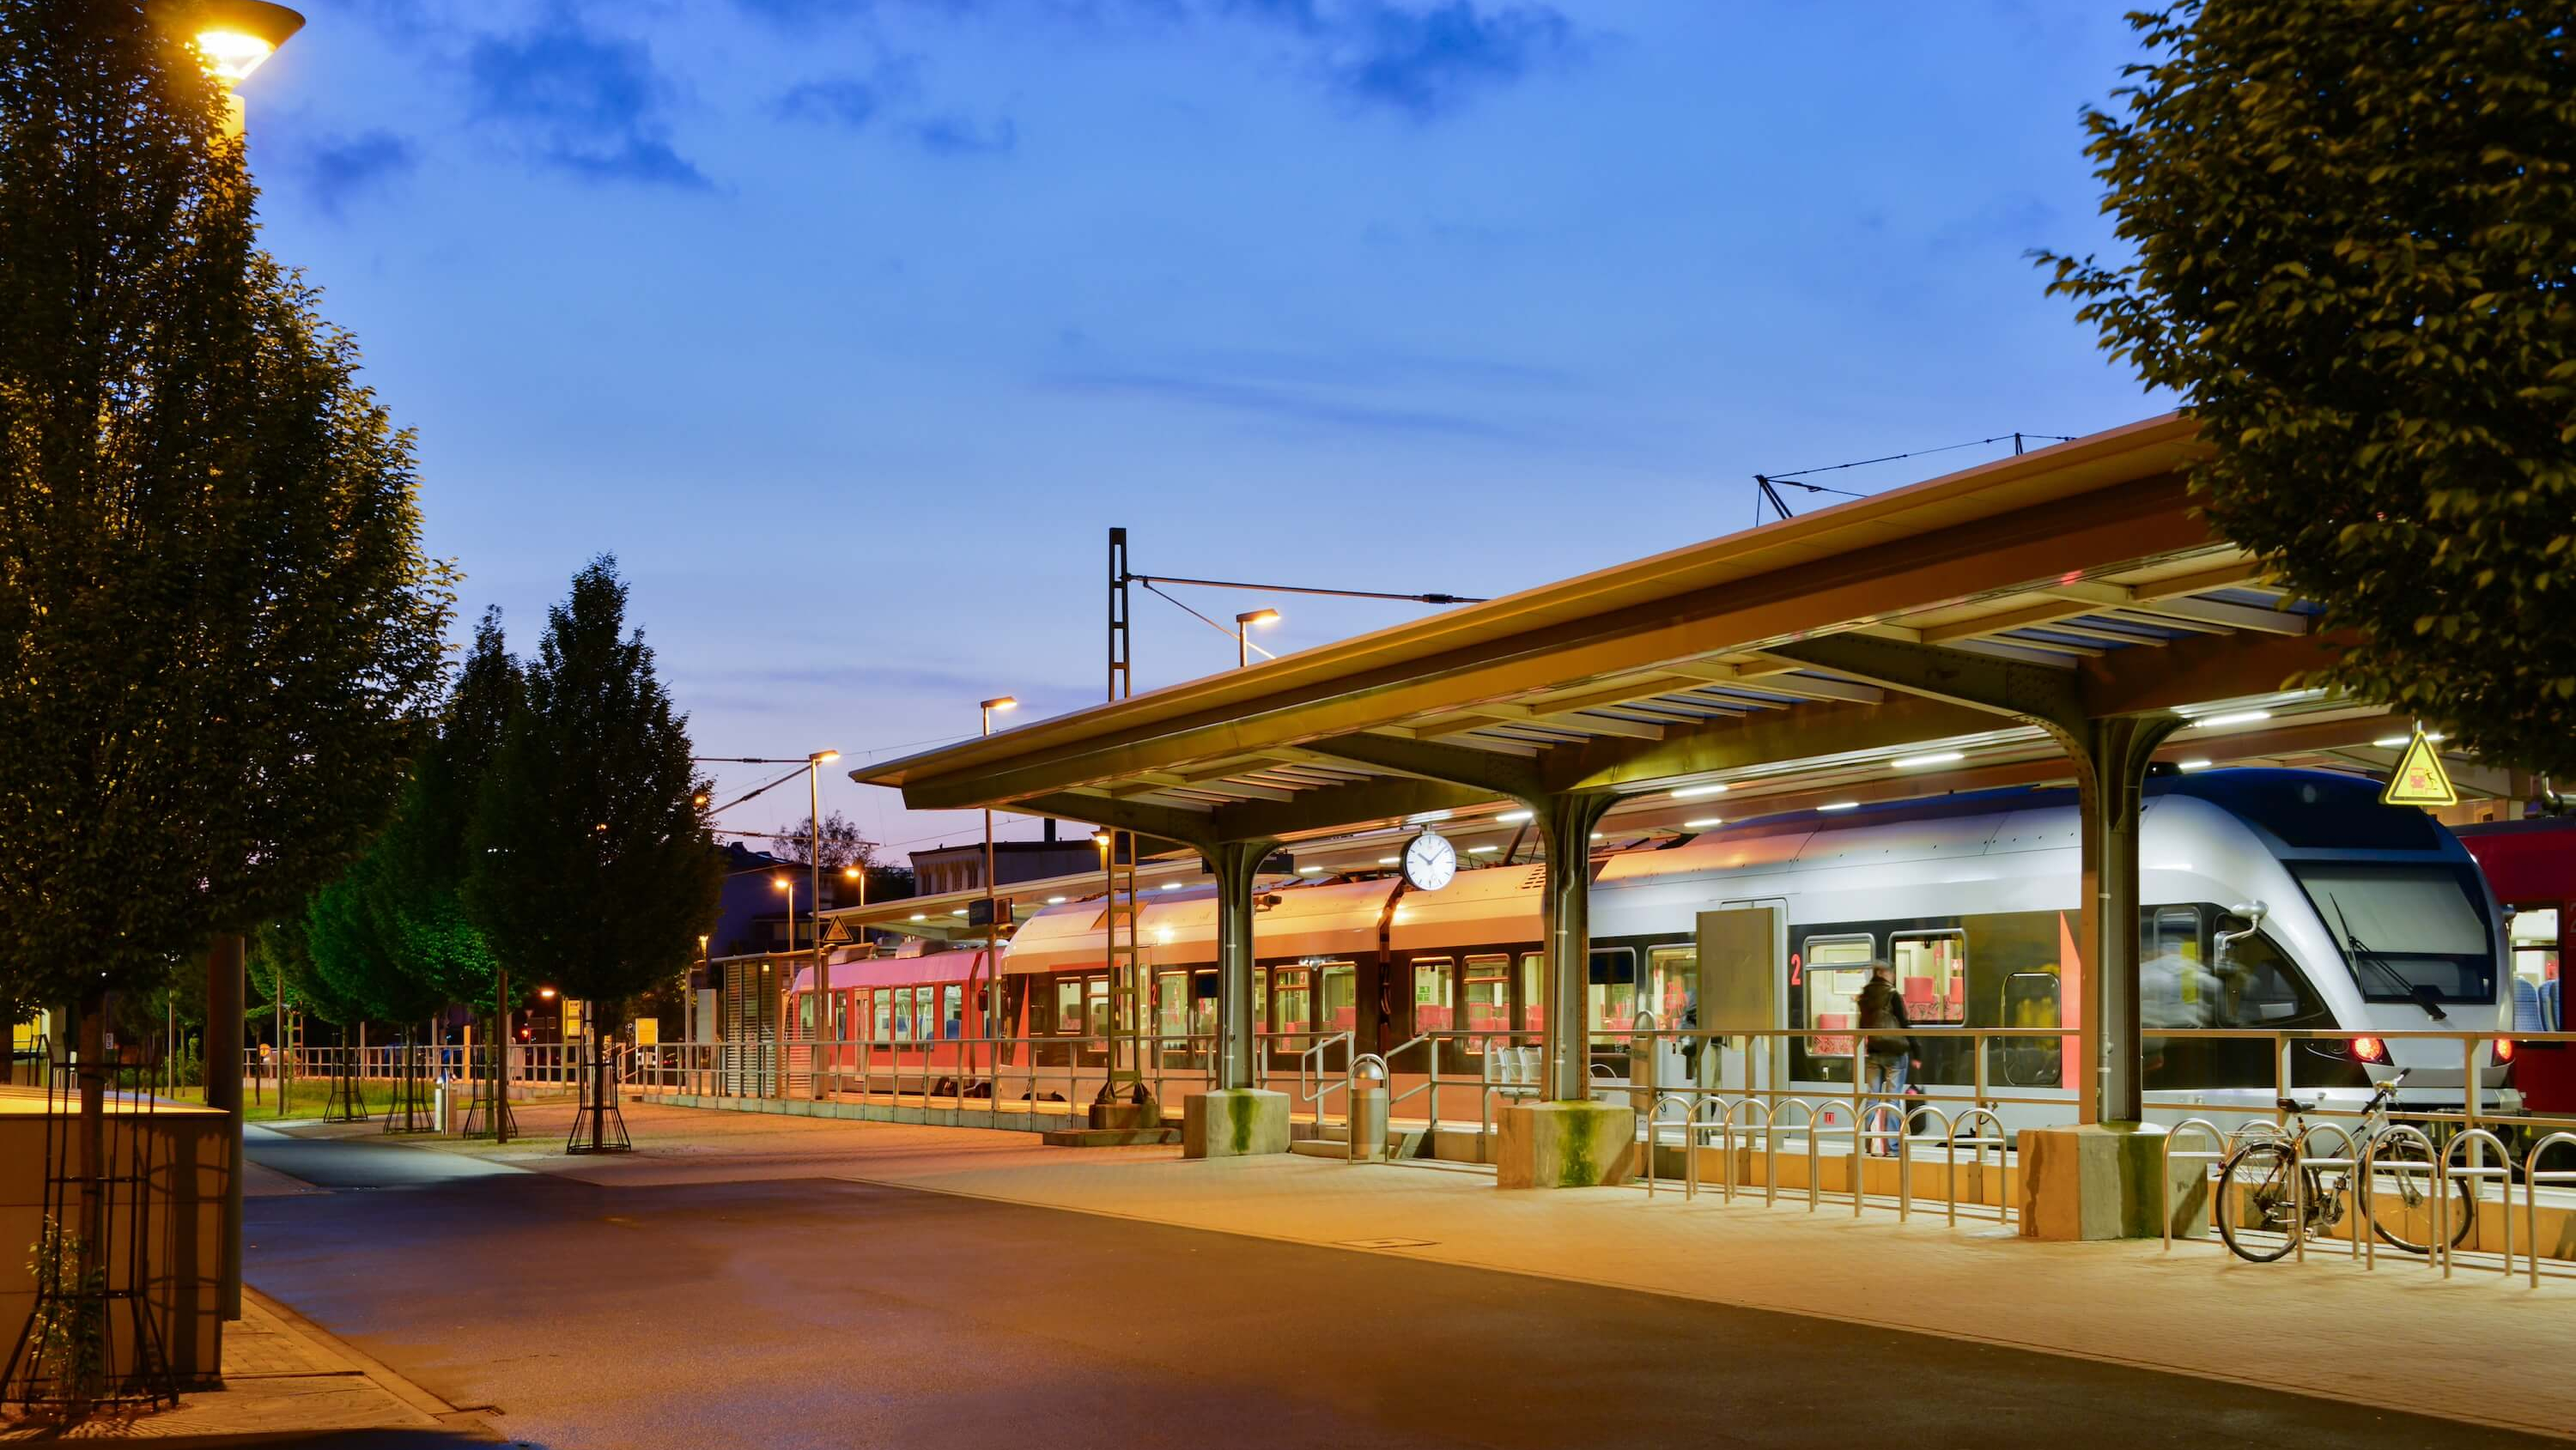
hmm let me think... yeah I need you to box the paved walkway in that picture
[363,1097,2576,1441]
[0,1288,494,1445]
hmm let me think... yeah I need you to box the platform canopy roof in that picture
[855,415,2480,859]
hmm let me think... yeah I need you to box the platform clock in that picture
[1400,830,1458,891]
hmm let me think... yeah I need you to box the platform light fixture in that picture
[1683,816,1724,829]
[1893,751,1965,769]
[2193,709,2272,728]
[1046,895,1066,904]
[1235,608,1280,669]
[1495,809,1533,824]
[1467,844,1499,854]
[1816,801,1860,812]
[1377,856,1400,865]
[1670,783,1729,799]
[2177,758,2213,771]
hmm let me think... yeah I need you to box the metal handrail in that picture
[1297,1030,1356,1130]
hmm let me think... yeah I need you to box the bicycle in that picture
[2215,1071,2475,1263]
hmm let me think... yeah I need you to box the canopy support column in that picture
[1184,837,1291,1158]
[1494,792,1634,1188]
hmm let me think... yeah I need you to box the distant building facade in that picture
[910,820,1097,895]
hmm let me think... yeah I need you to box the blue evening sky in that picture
[245,0,2164,861]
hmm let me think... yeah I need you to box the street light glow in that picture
[1236,609,1280,628]
[163,2,307,85]
[812,749,841,763]
[981,696,1019,713]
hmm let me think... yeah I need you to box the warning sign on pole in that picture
[2381,730,2458,807]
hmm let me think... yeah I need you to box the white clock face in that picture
[1402,830,1457,891]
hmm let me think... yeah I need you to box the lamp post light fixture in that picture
[157,1,305,137]
[1234,609,1280,669]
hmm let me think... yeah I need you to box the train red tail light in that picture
[2494,1037,2516,1065]
[2349,1035,2388,1065]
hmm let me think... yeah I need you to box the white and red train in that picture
[790,768,2517,1132]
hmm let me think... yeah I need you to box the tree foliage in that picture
[764,812,880,872]
[465,559,720,1012]
[2038,0,2576,780]
[0,2,453,1016]
[305,611,519,1023]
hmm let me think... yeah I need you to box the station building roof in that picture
[853,414,2476,867]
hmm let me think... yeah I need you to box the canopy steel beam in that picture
[1754,634,2087,729]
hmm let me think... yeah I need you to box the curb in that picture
[240,1287,507,1444]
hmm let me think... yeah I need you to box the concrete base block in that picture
[1089,1100,1159,1131]
[2018,1121,2206,1241]
[1182,1089,1291,1159]
[1496,1100,1637,1188]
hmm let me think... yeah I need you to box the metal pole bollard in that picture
[1350,1057,1390,1163]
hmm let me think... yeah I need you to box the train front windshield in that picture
[2290,862,2498,1006]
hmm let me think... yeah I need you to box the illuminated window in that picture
[1891,931,1966,1024]
[1411,958,1455,1033]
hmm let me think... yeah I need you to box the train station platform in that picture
[372,1098,2576,1441]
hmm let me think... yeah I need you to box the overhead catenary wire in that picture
[1752,430,2081,525]
[1140,579,1279,662]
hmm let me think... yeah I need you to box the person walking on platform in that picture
[1857,964,1913,1158]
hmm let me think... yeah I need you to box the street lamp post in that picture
[771,876,797,1098]
[158,0,305,1328]
[805,749,838,1096]
[979,698,1018,1059]
[1234,608,1279,669]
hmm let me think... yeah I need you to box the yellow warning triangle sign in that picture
[2380,730,2458,807]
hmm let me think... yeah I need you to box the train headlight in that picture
[2350,1035,2388,1065]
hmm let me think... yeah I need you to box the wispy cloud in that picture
[905,112,1018,155]
[775,76,891,130]
[464,10,712,189]
[1326,2,1578,119]
[1046,367,1527,440]
[283,129,418,216]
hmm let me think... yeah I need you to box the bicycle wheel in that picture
[2216,1141,2301,1263]
[2366,1140,2476,1254]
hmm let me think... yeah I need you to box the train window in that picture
[941,985,962,1040]
[2291,862,2496,1004]
[1191,972,1218,1041]
[1645,945,1698,1029]
[2512,908,2561,1030]
[1464,955,1511,1050]
[1054,979,1084,1035]
[1801,934,1876,1059]
[1254,971,1270,1038]
[872,992,890,1042]
[1319,963,1357,1034]
[1273,968,1311,1039]
[1084,978,1109,1039]
[1156,972,1189,1044]
[1589,947,1637,1033]
[1998,973,2062,1086]
[1413,958,1455,1033]
[891,990,914,1043]
[1520,955,1542,1033]
[1890,931,1965,1025]
[2212,930,2327,1027]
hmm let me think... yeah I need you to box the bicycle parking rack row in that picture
[1630,1090,2013,1229]
[2163,1117,2576,1282]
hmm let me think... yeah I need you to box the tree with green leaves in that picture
[2038,0,2575,784]
[465,558,720,1149]
[0,0,451,1340]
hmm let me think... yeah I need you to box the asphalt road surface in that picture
[244,1134,2550,1450]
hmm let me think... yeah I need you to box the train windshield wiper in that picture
[2331,894,2446,1022]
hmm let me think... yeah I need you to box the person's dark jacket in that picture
[1856,978,1914,1062]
